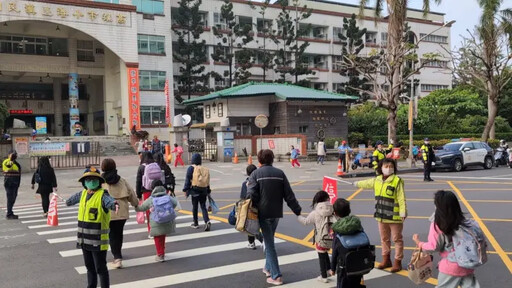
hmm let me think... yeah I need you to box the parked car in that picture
[434,141,494,172]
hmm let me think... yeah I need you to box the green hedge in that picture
[370,133,512,142]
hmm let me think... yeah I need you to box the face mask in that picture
[382,167,393,176]
[84,179,100,190]
[425,141,430,145]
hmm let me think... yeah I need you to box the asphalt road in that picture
[1,159,511,287]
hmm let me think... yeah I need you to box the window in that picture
[214,12,227,30]
[333,27,345,42]
[299,125,308,133]
[218,103,224,117]
[141,106,165,125]
[137,34,165,55]
[421,84,449,92]
[313,55,326,69]
[332,55,343,71]
[365,32,377,45]
[131,0,164,15]
[312,26,327,40]
[420,33,448,44]
[274,126,281,134]
[215,78,227,89]
[76,40,94,62]
[381,32,388,46]
[205,105,211,119]
[422,59,448,68]
[257,19,272,33]
[237,16,252,29]
[236,123,251,135]
[139,71,166,90]
[333,83,344,92]
[0,34,56,56]
[313,83,327,91]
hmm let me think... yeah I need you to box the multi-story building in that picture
[0,0,451,138]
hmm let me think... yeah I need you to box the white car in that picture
[434,141,494,172]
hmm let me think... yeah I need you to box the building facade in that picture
[0,0,452,138]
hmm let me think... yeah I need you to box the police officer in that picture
[3,150,21,219]
[372,141,386,172]
[420,138,435,182]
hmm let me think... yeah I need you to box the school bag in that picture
[142,163,164,190]
[314,215,336,248]
[192,165,210,188]
[336,231,376,277]
[447,220,488,269]
[151,195,176,223]
[235,198,259,235]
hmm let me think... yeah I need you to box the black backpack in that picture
[336,232,376,277]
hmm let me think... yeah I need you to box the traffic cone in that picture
[336,159,344,177]
[233,152,239,164]
[248,155,253,165]
[165,144,171,163]
[47,194,59,226]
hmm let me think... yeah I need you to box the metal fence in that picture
[188,139,218,161]
[30,142,101,169]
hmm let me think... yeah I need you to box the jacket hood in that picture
[315,201,334,217]
[151,186,167,196]
[332,215,363,235]
[191,153,202,165]
[102,169,121,185]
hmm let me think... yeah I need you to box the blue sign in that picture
[35,117,47,134]
[30,142,67,156]
[72,142,90,155]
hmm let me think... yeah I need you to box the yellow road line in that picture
[218,203,235,211]
[451,181,512,185]
[350,198,512,204]
[448,181,512,274]
[291,180,306,186]
[302,230,315,242]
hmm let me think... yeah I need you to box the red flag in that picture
[323,176,338,204]
[47,193,59,226]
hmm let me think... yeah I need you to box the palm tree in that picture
[359,0,442,143]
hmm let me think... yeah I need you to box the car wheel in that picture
[484,156,493,169]
[453,159,463,172]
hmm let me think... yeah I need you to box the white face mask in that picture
[382,167,392,176]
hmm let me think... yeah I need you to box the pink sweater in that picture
[419,222,474,277]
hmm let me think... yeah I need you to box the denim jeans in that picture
[259,218,281,280]
[191,194,210,225]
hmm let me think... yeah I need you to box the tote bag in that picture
[407,247,433,285]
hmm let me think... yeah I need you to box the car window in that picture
[482,142,491,150]
[473,142,483,149]
[462,142,475,150]
[443,143,462,151]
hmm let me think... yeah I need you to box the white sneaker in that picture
[155,255,165,262]
[262,240,266,253]
[247,242,256,250]
[148,234,153,239]
[317,276,328,283]
[111,259,122,269]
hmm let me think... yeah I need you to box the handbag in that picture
[136,200,146,224]
[234,198,260,235]
[34,169,42,184]
[228,206,236,225]
[407,247,433,285]
[208,195,219,214]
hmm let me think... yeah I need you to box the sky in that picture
[338,0,512,49]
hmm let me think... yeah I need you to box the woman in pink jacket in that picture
[412,190,480,288]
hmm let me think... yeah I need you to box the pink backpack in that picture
[142,163,164,190]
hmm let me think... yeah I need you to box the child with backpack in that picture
[182,153,212,231]
[297,191,337,283]
[290,145,301,168]
[239,164,263,249]
[135,180,177,262]
[330,198,373,288]
[413,190,485,288]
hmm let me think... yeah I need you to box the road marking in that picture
[14,206,77,215]
[291,180,307,186]
[75,238,285,274]
[448,181,512,274]
[350,198,512,204]
[218,203,235,211]
[22,215,77,223]
[59,228,239,257]
[110,251,318,288]
[279,269,391,287]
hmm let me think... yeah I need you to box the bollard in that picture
[165,144,171,163]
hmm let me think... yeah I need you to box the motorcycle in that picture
[351,151,372,170]
[494,147,509,167]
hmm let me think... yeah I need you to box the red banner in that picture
[323,176,338,204]
[164,79,171,125]
[127,67,141,130]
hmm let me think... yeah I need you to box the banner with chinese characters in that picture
[30,142,68,156]
[127,67,140,130]
[323,176,338,205]
[164,79,171,125]
[68,73,79,135]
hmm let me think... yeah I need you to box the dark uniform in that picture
[420,139,435,181]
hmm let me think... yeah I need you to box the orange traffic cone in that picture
[248,155,253,165]
[233,152,239,164]
[336,159,344,177]
[47,194,59,226]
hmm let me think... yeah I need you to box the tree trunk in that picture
[387,108,398,145]
[482,96,498,141]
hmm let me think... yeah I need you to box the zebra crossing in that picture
[5,203,393,287]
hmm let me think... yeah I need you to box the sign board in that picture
[30,142,68,156]
[14,137,29,155]
[127,68,141,130]
[323,176,338,204]
[71,142,91,155]
[10,109,33,115]
[254,114,268,129]
[268,139,275,150]
[391,148,401,159]
[36,116,48,134]
[164,79,171,125]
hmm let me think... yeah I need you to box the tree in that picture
[0,102,8,131]
[250,0,279,82]
[355,0,444,143]
[211,0,254,87]
[450,0,512,141]
[172,0,210,101]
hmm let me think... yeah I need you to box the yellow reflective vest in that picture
[356,174,407,223]
[372,149,386,169]
[77,189,111,251]
[420,144,432,162]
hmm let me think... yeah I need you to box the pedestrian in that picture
[136,152,155,232]
[337,140,352,172]
[152,135,162,154]
[247,149,302,285]
[297,190,337,283]
[171,143,185,167]
[239,164,263,249]
[413,190,481,288]
[65,166,119,288]
[3,150,21,220]
[154,152,176,195]
[371,140,386,171]
[330,198,366,288]
[136,139,144,154]
[182,153,212,231]
[317,139,327,165]
[421,138,435,182]
[143,139,149,152]
[354,158,407,272]
[290,145,301,168]
[31,156,57,218]
[135,179,178,262]
[101,158,138,269]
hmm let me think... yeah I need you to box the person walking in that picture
[297,190,337,283]
[371,141,386,172]
[247,149,302,285]
[239,164,263,249]
[317,139,327,165]
[421,138,435,182]
[65,166,119,288]
[171,143,185,167]
[135,180,178,262]
[413,190,481,288]
[337,141,352,172]
[290,145,301,168]
[31,156,57,218]
[152,135,162,154]
[154,152,176,195]
[136,152,155,232]
[354,158,407,273]
[183,153,212,231]
[136,139,144,154]
[101,158,138,269]
[3,150,21,220]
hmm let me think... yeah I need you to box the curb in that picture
[340,168,423,178]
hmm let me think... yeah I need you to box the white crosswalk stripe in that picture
[279,269,391,287]
[14,206,78,215]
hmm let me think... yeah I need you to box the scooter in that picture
[494,147,509,167]
[351,152,372,170]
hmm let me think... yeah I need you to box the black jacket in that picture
[31,165,57,194]
[247,165,301,219]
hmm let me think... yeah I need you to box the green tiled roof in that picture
[182,82,359,105]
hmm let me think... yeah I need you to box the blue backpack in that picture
[151,195,176,223]
[447,220,488,269]
[336,231,375,277]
